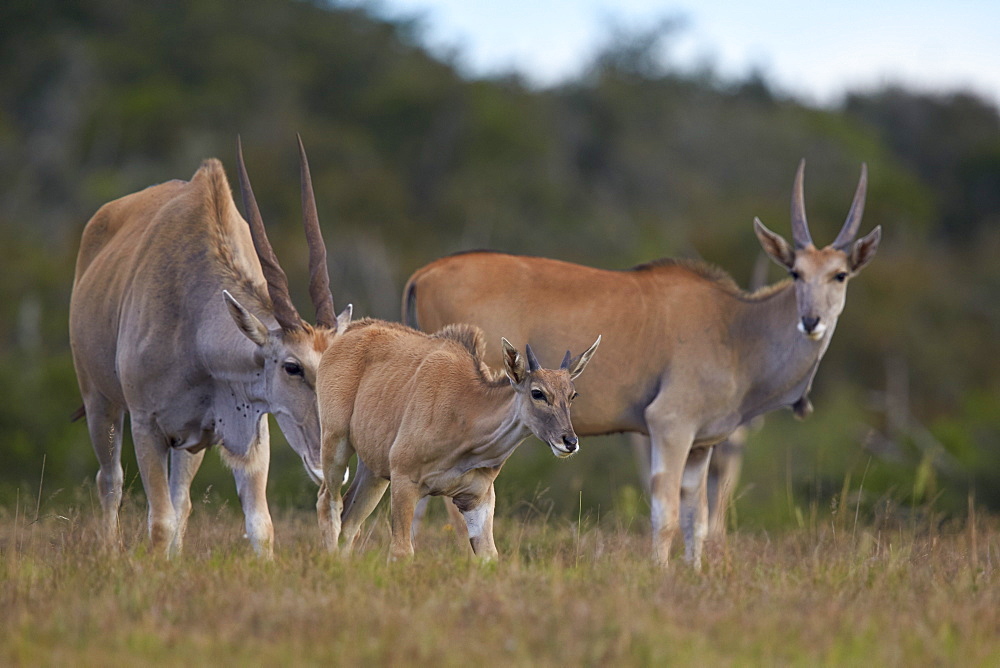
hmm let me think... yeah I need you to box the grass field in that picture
[2,491,998,666]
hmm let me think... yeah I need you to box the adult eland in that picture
[403,160,881,567]
[69,137,351,557]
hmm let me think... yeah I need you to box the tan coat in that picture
[316,320,598,560]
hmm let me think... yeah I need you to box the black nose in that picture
[562,435,578,452]
[801,316,820,333]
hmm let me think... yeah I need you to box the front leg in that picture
[645,406,696,568]
[231,415,273,558]
[318,432,353,552]
[131,418,177,556]
[168,448,207,556]
[455,481,498,561]
[388,477,421,561]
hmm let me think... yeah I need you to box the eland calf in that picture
[316,320,599,561]
[69,138,350,557]
[403,161,881,568]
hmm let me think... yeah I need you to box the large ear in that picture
[501,337,528,385]
[336,304,353,334]
[753,218,796,270]
[565,335,601,381]
[848,225,881,273]
[223,290,268,346]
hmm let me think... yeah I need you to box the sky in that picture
[348,0,1000,108]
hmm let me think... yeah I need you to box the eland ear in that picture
[849,226,881,273]
[223,290,268,346]
[501,337,528,385]
[336,304,353,334]
[566,335,601,380]
[754,218,796,270]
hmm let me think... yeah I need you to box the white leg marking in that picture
[463,503,490,540]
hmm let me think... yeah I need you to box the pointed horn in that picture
[560,350,572,370]
[832,163,868,250]
[236,136,301,331]
[297,134,337,328]
[790,159,813,249]
[525,344,541,372]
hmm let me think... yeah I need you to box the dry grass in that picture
[1,492,998,666]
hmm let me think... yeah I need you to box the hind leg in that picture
[84,393,125,549]
[707,432,745,539]
[340,459,388,553]
[410,496,430,542]
[679,446,712,569]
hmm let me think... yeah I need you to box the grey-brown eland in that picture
[69,137,350,557]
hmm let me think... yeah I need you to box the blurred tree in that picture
[0,0,996,522]
[845,87,1000,239]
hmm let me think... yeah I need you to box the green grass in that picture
[1,492,998,666]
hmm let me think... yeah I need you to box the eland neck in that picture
[457,388,531,473]
[734,283,835,420]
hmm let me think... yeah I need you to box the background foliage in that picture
[1,0,998,526]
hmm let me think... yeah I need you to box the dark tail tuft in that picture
[70,404,86,422]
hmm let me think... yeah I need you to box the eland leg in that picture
[388,476,420,561]
[444,497,471,553]
[318,432,353,552]
[230,416,274,558]
[679,446,712,569]
[85,393,125,549]
[410,497,470,554]
[340,459,389,553]
[455,482,498,561]
[131,417,177,556]
[168,448,206,555]
[707,433,745,539]
[645,399,696,568]
[410,497,430,542]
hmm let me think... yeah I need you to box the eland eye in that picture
[834,272,848,283]
[530,389,546,401]
[570,392,579,401]
[283,361,304,377]
[789,270,801,281]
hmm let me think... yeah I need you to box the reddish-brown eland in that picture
[403,161,880,567]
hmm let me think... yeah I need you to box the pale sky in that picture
[349,0,1000,108]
